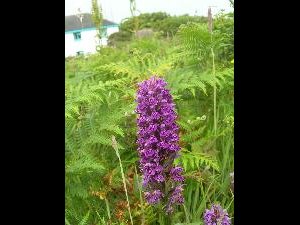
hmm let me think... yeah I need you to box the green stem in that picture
[211,48,217,135]
[158,211,163,225]
[211,47,217,136]
[166,215,171,225]
[158,207,169,225]
[104,198,111,220]
[208,7,217,137]
[135,166,145,225]
[183,204,190,223]
[112,136,134,225]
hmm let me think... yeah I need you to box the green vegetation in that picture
[91,0,104,49]
[65,8,234,225]
[108,12,208,45]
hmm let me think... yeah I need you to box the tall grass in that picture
[112,136,134,225]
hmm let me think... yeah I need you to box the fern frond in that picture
[66,153,105,174]
[178,149,219,172]
[78,211,90,225]
[181,126,206,144]
[65,217,71,225]
[67,183,89,199]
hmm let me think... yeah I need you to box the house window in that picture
[101,28,107,37]
[76,51,84,56]
[73,32,81,41]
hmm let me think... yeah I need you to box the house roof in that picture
[65,13,118,32]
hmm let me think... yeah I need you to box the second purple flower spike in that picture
[203,204,231,225]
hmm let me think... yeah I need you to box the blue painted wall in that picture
[65,24,119,34]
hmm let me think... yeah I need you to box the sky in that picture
[65,0,233,23]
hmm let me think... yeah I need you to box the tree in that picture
[129,0,138,34]
[91,0,103,48]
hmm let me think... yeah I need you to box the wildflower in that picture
[165,185,185,214]
[136,76,184,213]
[144,190,164,204]
[203,204,231,225]
[170,166,184,182]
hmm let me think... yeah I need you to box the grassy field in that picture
[65,10,234,225]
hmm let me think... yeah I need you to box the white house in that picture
[65,13,119,57]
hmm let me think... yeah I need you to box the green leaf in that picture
[78,211,90,225]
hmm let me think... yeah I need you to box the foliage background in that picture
[65,8,234,225]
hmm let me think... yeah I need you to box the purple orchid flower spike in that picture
[136,76,185,213]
